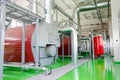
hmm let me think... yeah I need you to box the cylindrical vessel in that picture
[5,24,35,63]
[94,35,104,57]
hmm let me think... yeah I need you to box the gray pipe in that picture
[73,2,109,29]
[54,2,109,31]
[45,0,55,23]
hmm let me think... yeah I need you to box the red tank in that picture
[5,24,35,63]
[94,35,104,57]
[58,36,71,56]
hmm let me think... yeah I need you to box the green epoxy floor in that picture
[3,67,44,80]
[3,58,71,80]
[58,56,120,80]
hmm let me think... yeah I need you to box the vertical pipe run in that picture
[45,0,55,23]
[35,18,39,67]
[71,30,78,65]
[62,35,64,62]
[73,11,79,29]
[21,22,26,64]
[55,47,58,63]
[103,31,107,54]
[0,1,6,80]
[68,36,71,57]
[56,9,58,25]
[89,38,92,58]
[92,34,94,58]
[107,0,110,18]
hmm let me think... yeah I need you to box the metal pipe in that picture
[68,36,71,57]
[89,38,92,58]
[73,2,109,29]
[70,28,78,65]
[35,18,39,67]
[103,31,107,54]
[56,9,58,25]
[45,0,55,23]
[107,0,110,18]
[62,35,64,62]
[0,0,6,80]
[91,32,95,59]
[21,22,26,64]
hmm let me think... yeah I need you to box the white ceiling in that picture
[55,0,110,34]
[9,0,110,34]
[55,0,109,20]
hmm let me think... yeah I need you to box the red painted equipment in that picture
[94,35,104,57]
[5,24,35,63]
[58,36,71,56]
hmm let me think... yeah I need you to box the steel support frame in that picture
[68,36,71,57]
[55,9,58,26]
[91,32,95,59]
[35,18,40,67]
[4,0,44,22]
[0,0,6,80]
[89,38,92,58]
[0,0,44,79]
[21,22,26,64]
[62,34,64,62]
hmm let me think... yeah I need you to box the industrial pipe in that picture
[45,0,55,23]
[73,2,109,29]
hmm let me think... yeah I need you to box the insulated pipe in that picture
[45,0,55,23]
[70,28,78,65]
[73,2,109,29]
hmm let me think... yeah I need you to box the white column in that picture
[111,0,120,62]
[108,18,114,56]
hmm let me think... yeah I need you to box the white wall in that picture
[111,0,120,62]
